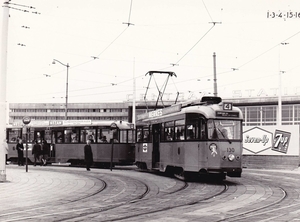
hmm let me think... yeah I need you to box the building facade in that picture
[9,96,300,126]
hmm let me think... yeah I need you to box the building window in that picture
[262,106,276,124]
[282,105,293,123]
[294,105,300,120]
[246,107,260,124]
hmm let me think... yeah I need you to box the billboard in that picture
[243,125,299,155]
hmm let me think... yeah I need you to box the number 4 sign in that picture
[223,102,233,110]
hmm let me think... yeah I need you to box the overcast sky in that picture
[1,0,300,104]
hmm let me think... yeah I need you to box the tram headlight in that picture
[228,154,235,161]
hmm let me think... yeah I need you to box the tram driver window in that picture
[186,125,195,140]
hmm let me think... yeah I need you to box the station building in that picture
[8,95,300,170]
[8,95,300,126]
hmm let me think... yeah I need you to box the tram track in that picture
[76,180,229,221]
[216,186,288,221]
[3,166,300,221]
[0,167,154,222]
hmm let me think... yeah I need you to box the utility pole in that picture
[0,0,10,182]
[213,52,218,96]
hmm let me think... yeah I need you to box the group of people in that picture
[32,139,50,166]
[4,136,93,171]
[14,138,49,166]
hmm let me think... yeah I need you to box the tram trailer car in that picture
[7,120,135,167]
[135,96,243,180]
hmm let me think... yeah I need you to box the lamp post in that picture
[52,59,69,120]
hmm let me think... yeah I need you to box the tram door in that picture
[152,124,160,168]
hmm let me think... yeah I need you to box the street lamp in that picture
[52,59,69,120]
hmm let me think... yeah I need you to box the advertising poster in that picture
[243,125,299,156]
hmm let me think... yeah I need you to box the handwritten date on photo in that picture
[267,11,300,19]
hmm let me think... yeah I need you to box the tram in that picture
[7,120,135,167]
[135,96,243,180]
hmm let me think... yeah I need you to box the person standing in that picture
[16,139,24,166]
[41,139,49,166]
[84,139,93,171]
[32,140,41,166]
[3,139,8,165]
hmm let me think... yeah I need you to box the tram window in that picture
[136,126,150,143]
[175,126,185,140]
[71,129,79,143]
[8,128,21,143]
[65,128,79,143]
[143,126,150,142]
[65,129,72,143]
[80,128,96,143]
[137,127,143,142]
[186,125,195,140]
[57,131,63,143]
[164,121,174,141]
[51,131,56,144]
[207,120,241,140]
[112,129,119,143]
[99,129,111,143]
[200,119,206,139]
[128,130,135,143]
[44,130,52,144]
[175,119,185,141]
[119,130,127,143]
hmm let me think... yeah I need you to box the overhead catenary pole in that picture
[132,58,136,128]
[213,52,218,97]
[0,1,9,182]
[52,59,69,120]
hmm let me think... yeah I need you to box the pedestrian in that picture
[3,139,8,165]
[32,140,41,166]
[16,139,24,166]
[84,139,93,171]
[41,139,49,166]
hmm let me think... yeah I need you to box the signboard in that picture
[137,104,182,120]
[22,116,31,125]
[243,125,299,155]
[216,111,239,118]
[143,143,148,153]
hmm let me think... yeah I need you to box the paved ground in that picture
[2,164,300,222]
[0,165,99,212]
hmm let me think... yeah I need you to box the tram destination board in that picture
[216,111,239,118]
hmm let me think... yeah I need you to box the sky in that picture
[1,0,300,104]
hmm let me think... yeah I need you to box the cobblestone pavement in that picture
[1,165,300,221]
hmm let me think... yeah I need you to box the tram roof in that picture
[137,96,243,123]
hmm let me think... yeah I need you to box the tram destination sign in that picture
[137,104,182,120]
[216,111,239,118]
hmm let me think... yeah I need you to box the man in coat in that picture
[16,139,24,166]
[84,139,93,171]
[32,140,41,166]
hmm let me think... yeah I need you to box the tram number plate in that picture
[227,147,235,152]
[223,102,233,110]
